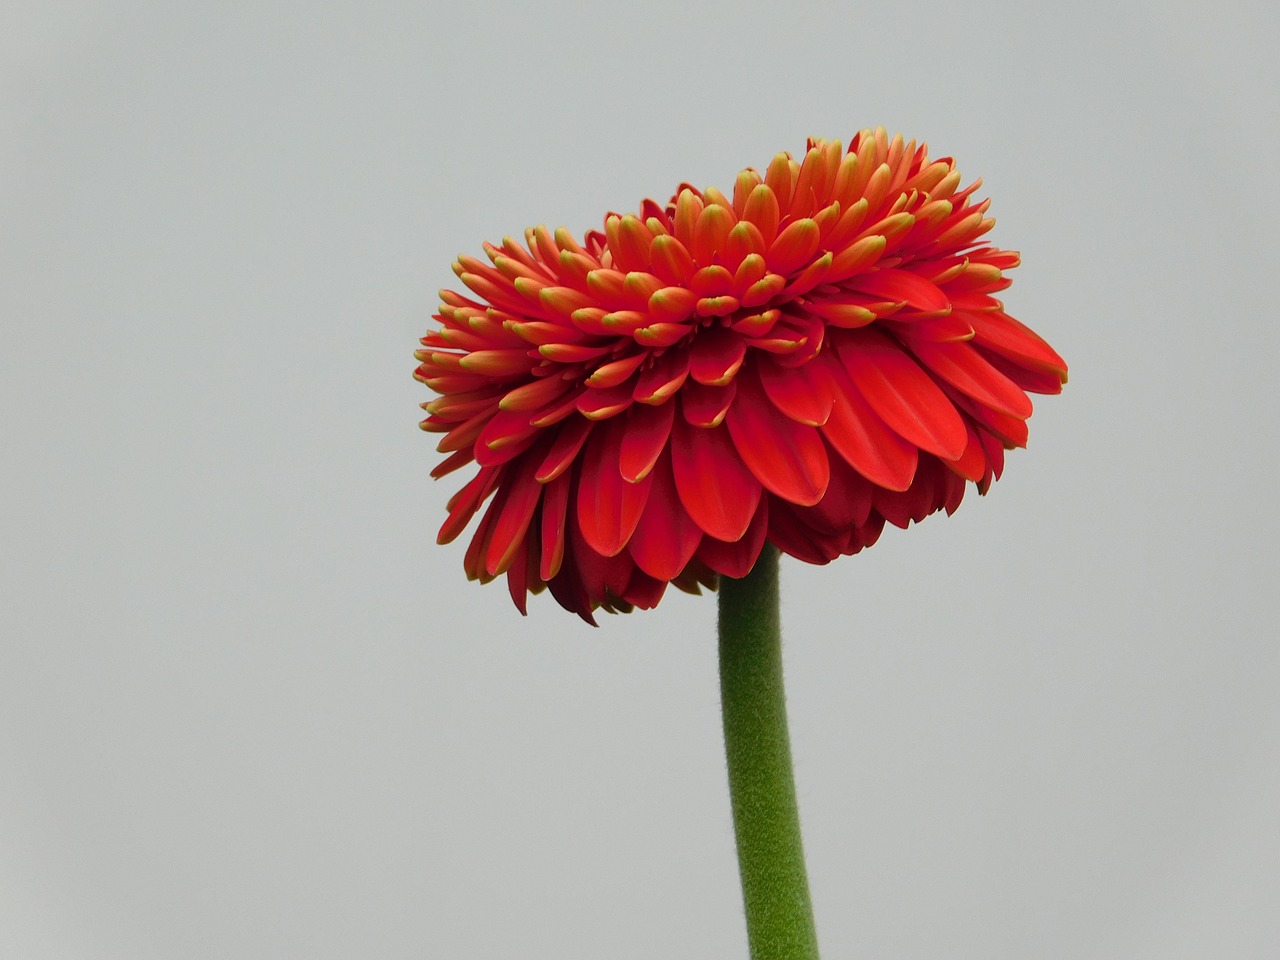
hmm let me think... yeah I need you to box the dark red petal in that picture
[906,338,1033,419]
[834,328,967,460]
[696,499,768,578]
[689,327,748,386]
[485,466,543,576]
[619,568,668,610]
[504,534,531,616]
[806,444,874,531]
[538,471,571,581]
[575,419,654,558]
[619,400,675,482]
[628,451,703,581]
[725,364,830,506]
[546,528,597,625]
[767,500,842,565]
[670,417,762,542]
[817,355,918,491]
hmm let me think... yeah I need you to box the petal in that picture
[628,451,703,581]
[765,218,820,275]
[534,415,593,483]
[634,347,691,404]
[576,418,654,558]
[833,328,968,460]
[485,467,543,576]
[906,338,1033,419]
[619,400,676,482]
[696,499,769,578]
[757,353,833,426]
[853,268,949,314]
[438,466,499,545]
[817,355,918,491]
[670,417,762,542]
[689,327,748,386]
[725,364,830,506]
[968,310,1068,380]
[806,445,874,531]
[681,379,737,428]
[538,471,571,581]
[767,501,843,565]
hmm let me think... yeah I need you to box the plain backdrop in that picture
[3,1,1278,957]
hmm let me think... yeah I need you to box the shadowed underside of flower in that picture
[416,129,1067,622]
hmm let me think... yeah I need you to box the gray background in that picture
[3,1,1278,957]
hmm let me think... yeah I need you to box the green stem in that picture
[718,545,820,960]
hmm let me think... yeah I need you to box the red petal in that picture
[817,355,918,491]
[975,344,1066,395]
[670,418,762,542]
[944,419,988,483]
[484,466,543,576]
[576,419,654,558]
[696,499,768,578]
[681,380,737,428]
[577,383,634,420]
[834,328,967,460]
[538,471,571,581]
[619,400,675,482]
[633,347,691,404]
[906,338,1033,419]
[725,364,830,506]
[950,389,1029,448]
[853,269,949,314]
[628,451,703,581]
[968,310,1068,379]
[535,415,593,482]
[758,352,834,428]
[438,466,499,545]
[475,409,542,466]
[585,353,646,389]
[886,311,975,342]
[689,327,748,386]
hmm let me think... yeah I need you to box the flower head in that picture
[416,129,1067,622]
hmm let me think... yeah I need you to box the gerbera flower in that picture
[416,128,1067,622]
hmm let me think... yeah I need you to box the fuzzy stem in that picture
[718,545,820,960]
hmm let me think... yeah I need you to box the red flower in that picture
[416,129,1067,622]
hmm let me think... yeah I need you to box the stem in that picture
[718,545,820,960]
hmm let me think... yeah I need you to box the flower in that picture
[416,129,1067,622]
